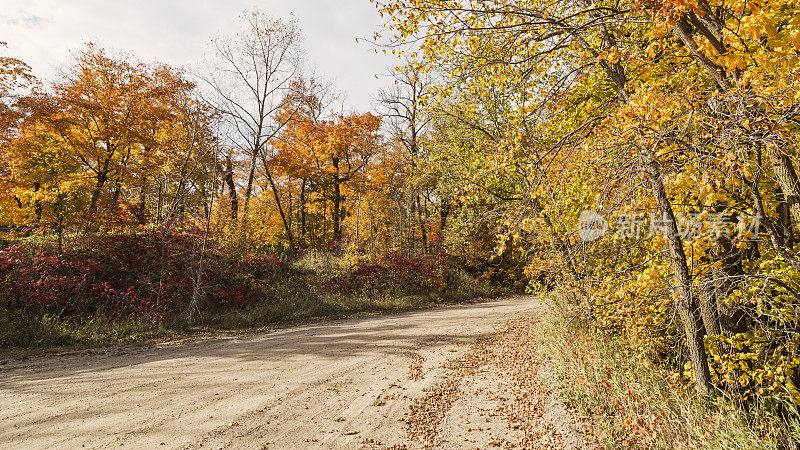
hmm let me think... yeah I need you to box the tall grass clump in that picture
[535,300,800,448]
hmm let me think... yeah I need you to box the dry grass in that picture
[534,307,800,449]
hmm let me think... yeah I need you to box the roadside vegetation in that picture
[535,294,800,448]
[0,11,521,354]
[0,230,502,351]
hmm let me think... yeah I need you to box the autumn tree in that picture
[0,44,38,226]
[6,45,216,232]
[271,77,338,246]
[0,42,35,145]
[274,98,382,244]
[378,62,436,253]
[376,0,800,400]
[198,10,302,245]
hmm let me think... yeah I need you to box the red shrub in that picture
[0,232,295,322]
[325,253,446,296]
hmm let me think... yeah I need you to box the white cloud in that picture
[0,0,395,111]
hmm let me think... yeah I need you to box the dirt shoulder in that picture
[0,296,547,449]
[401,313,585,449]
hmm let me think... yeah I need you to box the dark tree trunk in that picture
[333,181,342,241]
[138,175,148,225]
[332,157,342,242]
[647,161,713,393]
[262,157,294,248]
[110,180,122,213]
[299,178,307,248]
[33,182,41,222]
[88,170,109,222]
[416,194,428,254]
[241,142,260,223]
[224,155,238,221]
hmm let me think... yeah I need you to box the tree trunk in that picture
[56,192,64,253]
[333,180,342,241]
[776,187,794,247]
[299,179,307,248]
[262,156,294,248]
[768,148,800,229]
[138,175,148,225]
[110,179,122,213]
[156,183,164,224]
[439,197,451,246]
[647,161,713,393]
[332,157,342,242]
[33,182,42,223]
[408,198,416,255]
[415,195,429,254]
[241,144,260,223]
[698,280,721,337]
[88,170,109,224]
[224,155,238,221]
[287,177,293,243]
[712,239,749,336]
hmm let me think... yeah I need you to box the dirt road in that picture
[0,297,543,449]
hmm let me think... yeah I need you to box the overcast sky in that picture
[0,0,396,112]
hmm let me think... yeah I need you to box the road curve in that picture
[0,296,542,449]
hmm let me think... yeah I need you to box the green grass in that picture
[534,306,800,448]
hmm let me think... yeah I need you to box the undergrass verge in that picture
[0,290,501,358]
[534,306,800,449]
[0,232,508,356]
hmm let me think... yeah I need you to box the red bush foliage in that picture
[323,253,446,296]
[0,232,294,321]
[0,235,496,325]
